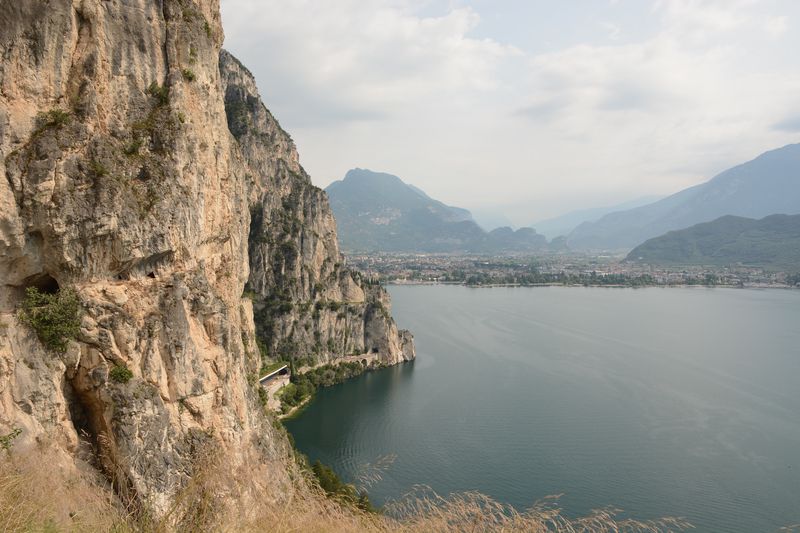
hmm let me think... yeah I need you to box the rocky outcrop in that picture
[0,0,287,513]
[0,0,411,516]
[219,51,414,366]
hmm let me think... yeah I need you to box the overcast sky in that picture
[220,0,800,225]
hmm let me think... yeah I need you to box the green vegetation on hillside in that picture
[109,365,134,383]
[311,460,377,512]
[627,214,800,269]
[34,108,71,134]
[18,287,82,353]
[260,360,288,376]
[0,428,22,452]
[280,360,380,413]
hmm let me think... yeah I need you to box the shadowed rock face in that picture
[0,0,411,514]
[220,51,414,366]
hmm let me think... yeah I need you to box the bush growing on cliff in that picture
[257,386,269,408]
[311,460,377,512]
[18,287,81,353]
[0,428,22,452]
[109,365,133,384]
[34,108,70,133]
[146,81,170,106]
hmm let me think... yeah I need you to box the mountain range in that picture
[627,214,800,269]
[567,144,800,251]
[532,196,663,240]
[326,144,800,259]
[325,169,547,253]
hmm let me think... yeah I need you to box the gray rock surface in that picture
[220,51,414,366]
[0,0,412,514]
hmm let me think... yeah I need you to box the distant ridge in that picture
[626,214,800,269]
[325,168,547,253]
[531,195,663,240]
[568,144,800,251]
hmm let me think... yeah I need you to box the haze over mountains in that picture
[325,143,800,268]
[627,214,800,269]
[567,144,800,251]
[531,196,664,240]
[470,209,515,233]
[326,169,547,253]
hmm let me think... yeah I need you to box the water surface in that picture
[285,286,800,532]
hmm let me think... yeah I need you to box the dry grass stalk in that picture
[356,453,398,491]
[0,445,693,533]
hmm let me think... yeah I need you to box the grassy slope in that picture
[0,444,691,533]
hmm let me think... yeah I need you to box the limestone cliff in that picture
[219,51,414,366]
[0,0,412,515]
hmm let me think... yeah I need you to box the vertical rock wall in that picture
[0,0,272,513]
[0,0,414,514]
[220,51,414,366]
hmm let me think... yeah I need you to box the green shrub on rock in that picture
[0,428,22,452]
[34,108,70,132]
[109,365,134,384]
[18,286,81,353]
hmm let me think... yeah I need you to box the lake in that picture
[284,285,800,532]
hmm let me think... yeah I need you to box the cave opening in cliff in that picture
[63,379,97,458]
[63,378,140,508]
[22,272,60,294]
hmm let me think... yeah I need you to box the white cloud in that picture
[221,0,800,222]
[654,0,755,33]
[507,0,800,213]
[600,22,622,40]
[764,15,788,38]
[221,0,519,126]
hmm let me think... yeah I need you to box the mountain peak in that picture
[325,170,547,253]
[567,144,800,251]
[343,168,404,183]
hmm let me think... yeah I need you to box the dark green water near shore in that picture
[285,285,800,532]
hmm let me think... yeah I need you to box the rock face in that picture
[0,0,412,514]
[219,52,414,366]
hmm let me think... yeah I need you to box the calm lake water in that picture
[285,285,800,532]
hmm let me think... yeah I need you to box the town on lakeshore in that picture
[346,253,800,289]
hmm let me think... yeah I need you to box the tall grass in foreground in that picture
[0,445,692,533]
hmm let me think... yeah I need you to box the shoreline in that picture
[279,395,313,420]
[386,280,797,289]
[272,355,405,420]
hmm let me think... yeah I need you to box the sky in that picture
[219,0,800,226]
